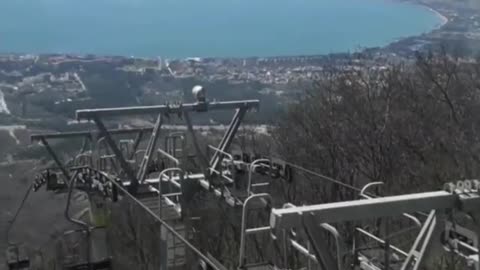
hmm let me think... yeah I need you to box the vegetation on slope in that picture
[272,52,480,269]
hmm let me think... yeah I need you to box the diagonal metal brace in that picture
[39,137,71,182]
[92,115,139,193]
[209,107,247,173]
[303,213,339,270]
[136,114,163,183]
[184,111,209,173]
[401,210,439,270]
[128,130,144,160]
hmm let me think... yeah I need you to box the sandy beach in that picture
[423,5,449,29]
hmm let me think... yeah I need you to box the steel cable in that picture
[107,178,223,270]
[6,182,34,245]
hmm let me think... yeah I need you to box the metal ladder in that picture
[164,132,185,167]
[238,193,274,270]
[137,195,186,268]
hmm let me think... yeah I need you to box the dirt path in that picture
[0,125,26,145]
[0,90,10,115]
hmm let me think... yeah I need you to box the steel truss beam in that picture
[31,127,153,141]
[122,174,242,207]
[92,115,140,193]
[270,190,480,230]
[32,128,151,184]
[271,185,480,270]
[75,100,259,119]
[75,99,259,197]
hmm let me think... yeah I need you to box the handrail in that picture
[283,203,317,264]
[356,228,409,257]
[135,149,147,164]
[167,132,185,139]
[208,167,235,184]
[96,137,107,154]
[290,239,318,262]
[104,175,225,270]
[207,145,242,185]
[320,223,344,270]
[207,145,237,177]
[155,166,185,270]
[360,182,384,199]
[247,159,271,196]
[283,203,344,269]
[360,182,422,228]
[157,168,184,219]
[75,152,93,167]
[238,193,273,268]
[157,148,180,165]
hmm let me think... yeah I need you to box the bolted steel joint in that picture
[463,180,473,192]
[444,182,456,193]
[456,180,465,192]
[472,179,480,192]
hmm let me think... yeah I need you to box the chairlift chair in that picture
[61,227,112,270]
[5,245,30,270]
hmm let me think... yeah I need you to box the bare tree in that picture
[273,52,480,269]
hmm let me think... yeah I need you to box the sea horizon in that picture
[0,0,445,59]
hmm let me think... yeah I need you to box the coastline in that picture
[432,8,448,27]
[417,3,449,30]
[373,0,450,56]
[379,0,479,58]
[0,0,470,61]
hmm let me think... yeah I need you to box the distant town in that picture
[0,0,478,127]
[1,1,479,269]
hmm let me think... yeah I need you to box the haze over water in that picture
[0,0,443,58]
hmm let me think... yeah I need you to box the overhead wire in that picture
[107,178,223,270]
[266,159,433,268]
[247,156,373,196]
[18,150,416,269]
[5,182,34,245]
[272,158,430,219]
[281,160,365,194]
[270,159,433,226]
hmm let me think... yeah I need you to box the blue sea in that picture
[0,0,442,58]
